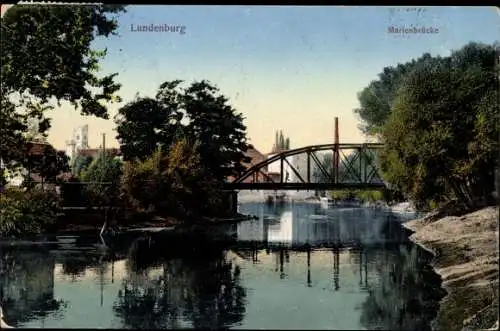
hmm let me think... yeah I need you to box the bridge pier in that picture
[223,190,238,214]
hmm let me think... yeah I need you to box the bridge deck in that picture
[224,182,386,191]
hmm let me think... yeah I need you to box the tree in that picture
[353,53,443,136]
[121,139,225,220]
[312,153,333,183]
[73,155,94,178]
[116,80,250,182]
[1,4,125,116]
[121,147,167,213]
[26,144,70,185]
[82,151,123,206]
[0,4,126,176]
[163,138,225,218]
[25,105,52,143]
[271,130,291,153]
[182,80,250,181]
[0,97,26,187]
[379,42,499,209]
[115,96,182,161]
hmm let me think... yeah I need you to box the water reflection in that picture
[0,248,65,327]
[360,244,445,331]
[0,202,444,329]
[113,248,246,329]
[237,202,408,247]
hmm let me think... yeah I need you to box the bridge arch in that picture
[226,143,386,191]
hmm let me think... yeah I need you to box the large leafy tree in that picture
[1,4,125,113]
[116,80,250,182]
[27,144,70,184]
[182,80,250,181]
[379,42,499,209]
[115,96,183,161]
[0,98,26,186]
[0,4,125,183]
[354,53,443,136]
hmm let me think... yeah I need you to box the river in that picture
[0,202,445,330]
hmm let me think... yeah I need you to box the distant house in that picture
[3,142,59,186]
[227,145,268,183]
[77,148,122,160]
[265,150,318,183]
[265,153,287,183]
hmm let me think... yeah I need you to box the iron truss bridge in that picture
[224,143,386,191]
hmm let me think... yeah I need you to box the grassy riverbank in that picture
[404,206,499,331]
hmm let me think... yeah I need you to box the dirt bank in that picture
[404,206,499,331]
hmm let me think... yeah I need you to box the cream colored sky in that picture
[4,5,498,154]
[46,85,370,153]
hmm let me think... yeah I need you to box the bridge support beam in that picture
[333,117,339,183]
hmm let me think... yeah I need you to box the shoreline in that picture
[403,206,499,331]
[0,212,255,244]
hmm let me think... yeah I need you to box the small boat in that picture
[309,214,328,221]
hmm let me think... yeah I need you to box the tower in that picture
[73,124,89,150]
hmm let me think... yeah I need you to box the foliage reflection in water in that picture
[0,202,444,329]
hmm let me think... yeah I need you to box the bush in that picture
[120,148,165,213]
[329,189,385,203]
[59,175,88,207]
[357,190,384,203]
[0,187,60,237]
[330,190,352,200]
[81,152,123,206]
[120,139,226,222]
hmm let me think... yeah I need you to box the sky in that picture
[5,5,500,153]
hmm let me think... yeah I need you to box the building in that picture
[266,152,292,182]
[2,142,56,186]
[65,125,89,165]
[226,145,267,183]
[266,151,320,184]
[77,147,122,160]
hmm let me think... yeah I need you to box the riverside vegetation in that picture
[353,42,499,330]
[0,5,249,237]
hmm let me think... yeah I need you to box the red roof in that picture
[26,142,52,156]
[243,146,266,167]
[264,148,290,157]
[77,148,121,158]
[226,146,268,182]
